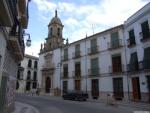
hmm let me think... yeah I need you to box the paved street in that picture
[15,94,143,113]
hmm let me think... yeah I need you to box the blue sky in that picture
[25,0,149,56]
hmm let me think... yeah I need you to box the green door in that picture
[0,76,7,113]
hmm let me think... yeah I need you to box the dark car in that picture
[62,90,88,101]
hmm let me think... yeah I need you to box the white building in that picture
[16,54,39,94]
[38,3,150,102]
[124,3,150,101]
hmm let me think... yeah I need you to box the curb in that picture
[13,102,39,113]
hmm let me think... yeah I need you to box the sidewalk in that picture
[88,98,150,111]
[12,102,39,113]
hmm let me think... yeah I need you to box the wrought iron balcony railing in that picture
[109,65,124,73]
[108,39,123,50]
[72,71,81,79]
[88,68,100,77]
[88,45,99,55]
[72,51,81,59]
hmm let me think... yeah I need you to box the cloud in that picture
[25,40,43,57]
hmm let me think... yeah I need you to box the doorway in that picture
[113,78,124,100]
[45,77,51,93]
[132,77,141,100]
[91,79,99,99]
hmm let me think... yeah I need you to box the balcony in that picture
[62,55,68,61]
[109,65,124,74]
[127,38,136,47]
[88,68,100,77]
[72,71,81,79]
[142,59,150,70]
[140,31,150,42]
[72,51,81,59]
[7,26,25,61]
[108,39,123,50]
[127,63,139,72]
[88,45,99,55]
[61,72,69,79]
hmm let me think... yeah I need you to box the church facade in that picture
[38,3,150,102]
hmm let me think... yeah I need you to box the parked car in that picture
[62,90,88,101]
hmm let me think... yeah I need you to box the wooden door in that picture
[113,78,124,100]
[75,80,81,90]
[132,77,141,100]
[91,79,99,98]
[112,55,122,72]
[45,77,51,93]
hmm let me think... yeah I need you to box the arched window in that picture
[34,61,37,69]
[28,59,32,68]
[33,71,37,81]
[26,70,31,91]
[57,28,60,36]
[32,71,37,89]
[27,70,31,80]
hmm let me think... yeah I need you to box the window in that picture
[75,44,80,57]
[0,55,1,69]
[90,39,98,53]
[28,59,32,68]
[64,48,68,60]
[112,54,122,72]
[33,71,37,81]
[50,28,53,36]
[141,20,150,40]
[27,71,31,80]
[111,32,119,48]
[63,64,68,77]
[17,70,20,79]
[91,58,99,75]
[128,29,136,45]
[33,71,37,89]
[57,28,60,36]
[34,61,37,69]
[129,52,138,71]
[75,62,81,76]
[143,47,150,69]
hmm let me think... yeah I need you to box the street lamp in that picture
[24,33,31,47]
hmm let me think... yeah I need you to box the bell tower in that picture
[41,10,64,53]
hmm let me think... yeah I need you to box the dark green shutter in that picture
[111,32,119,48]
[141,20,149,39]
[91,58,99,75]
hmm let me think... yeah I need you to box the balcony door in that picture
[112,55,122,73]
[111,32,119,48]
[75,62,81,77]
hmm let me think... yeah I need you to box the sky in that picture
[25,0,149,56]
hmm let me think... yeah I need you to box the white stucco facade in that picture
[38,3,150,102]
[16,55,39,94]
